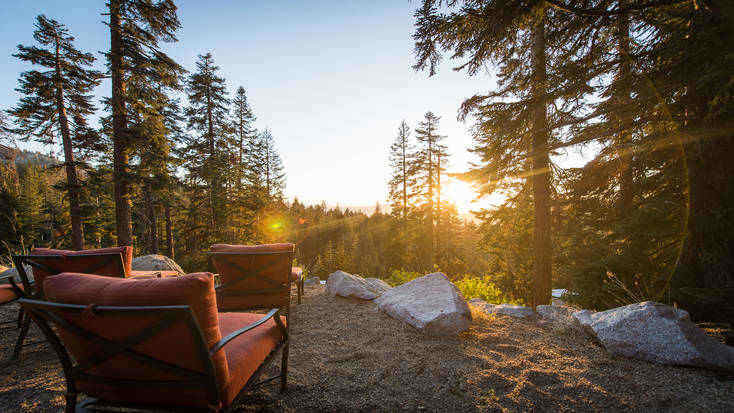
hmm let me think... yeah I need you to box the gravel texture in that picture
[1,285,732,412]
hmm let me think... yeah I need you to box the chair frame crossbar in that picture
[20,298,288,413]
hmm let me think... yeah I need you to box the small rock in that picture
[0,266,34,283]
[303,276,321,287]
[374,272,471,335]
[536,305,577,326]
[471,301,534,319]
[326,270,389,300]
[131,255,184,275]
[576,301,734,371]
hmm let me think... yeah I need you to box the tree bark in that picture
[110,0,133,247]
[143,181,159,254]
[165,203,175,259]
[53,35,84,250]
[530,15,553,307]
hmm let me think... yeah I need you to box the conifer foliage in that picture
[8,15,104,250]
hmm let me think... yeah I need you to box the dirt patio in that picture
[1,284,732,412]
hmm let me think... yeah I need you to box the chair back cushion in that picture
[42,272,228,408]
[29,247,133,295]
[210,243,294,311]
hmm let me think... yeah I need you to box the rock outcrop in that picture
[573,301,734,371]
[131,255,185,275]
[326,270,390,300]
[374,272,471,335]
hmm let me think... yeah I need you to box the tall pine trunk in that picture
[143,181,159,254]
[110,0,133,247]
[53,35,84,250]
[530,14,552,307]
[165,203,175,259]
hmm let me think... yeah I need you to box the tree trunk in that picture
[110,0,133,247]
[530,15,552,307]
[53,36,84,250]
[165,203,175,259]
[143,181,159,254]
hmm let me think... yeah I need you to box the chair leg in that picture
[298,279,303,305]
[17,306,24,328]
[12,312,31,360]
[280,342,289,393]
[65,391,77,413]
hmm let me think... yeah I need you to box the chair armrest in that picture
[209,308,281,356]
[8,277,26,297]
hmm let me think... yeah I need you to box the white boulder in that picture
[374,272,471,335]
[576,301,734,371]
[132,254,184,275]
[326,270,389,300]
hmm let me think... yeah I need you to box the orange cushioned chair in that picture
[209,243,302,308]
[9,246,133,360]
[19,271,288,412]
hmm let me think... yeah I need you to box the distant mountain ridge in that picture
[0,144,58,167]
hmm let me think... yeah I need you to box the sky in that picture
[0,1,586,210]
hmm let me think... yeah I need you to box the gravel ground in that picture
[1,285,733,412]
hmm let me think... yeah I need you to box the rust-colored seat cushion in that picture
[210,244,294,312]
[218,312,286,406]
[129,270,180,279]
[43,272,228,409]
[0,284,20,304]
[211,243,294,253]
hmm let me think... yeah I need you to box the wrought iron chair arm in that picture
[8,277,27,297]
[209,308,281,356]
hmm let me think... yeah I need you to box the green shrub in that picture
[383,270,517,305]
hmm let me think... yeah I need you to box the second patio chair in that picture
[9,246,132,360]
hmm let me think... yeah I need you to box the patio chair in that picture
[209,243,302,308]
[20,271,288,412]
[1,274,25,330]
[9,247,132,360]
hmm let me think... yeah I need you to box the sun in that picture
[442,178,506,214]
[443,178,480,214]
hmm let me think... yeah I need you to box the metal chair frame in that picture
[19,298,288,413]
[9,253,127,360]
[208,249,294,394]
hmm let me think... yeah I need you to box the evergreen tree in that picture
[182,52,232,239]
[413,2,588,305]
[388,120,414,220]
[258,129,286,200]
[8,15,103,250]
[413,111,446,269]
[106,0,181,246]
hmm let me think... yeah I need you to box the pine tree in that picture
[258,129,286,200]
[106,0,181,246]
[413,111,446,269]
[8,15,103,250]
[388,120,414,221]
[232,86,257,168]
[183,52,232,239]
[413,2,589,305]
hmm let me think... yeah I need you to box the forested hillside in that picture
[1,0,732,323]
